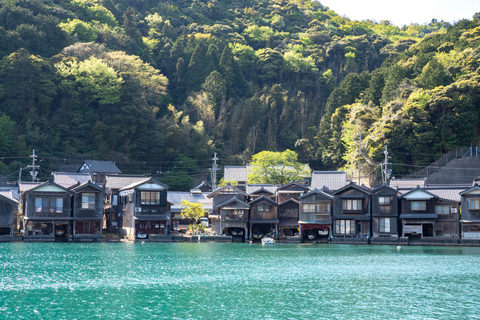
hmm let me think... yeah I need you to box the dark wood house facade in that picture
[71,181,104,241]
[332,182,371,241]
[22,181,73,241]
[460,185,480,240]
[249,196,279,241]
[399,187,459,239]
[298,189,333,241]
[207,184,248,236]
[118,178,170,241]
[371,184,400,240]
[276,181,309,204]
[216,197,249,241]
[278,198,300,237]
[0,191,17,238]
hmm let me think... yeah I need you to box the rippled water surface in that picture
[1,242,480,319]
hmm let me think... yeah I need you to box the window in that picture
[302,204,316,212]
[342,199,362,211]
[82,193,95,209]
[34,197,63,213]
[435,205,450,215]
[335,220,355,234]
[378,196,391,205]
[112,195,118,206]
[411,201,426,211]
[379,218,391,233]
[257,205,270,212]
[317,202,330,213]
[467,198,480,210]
[141,191,160,205]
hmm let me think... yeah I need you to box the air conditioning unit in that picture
[135,207,142,213]
[451,208,458,213]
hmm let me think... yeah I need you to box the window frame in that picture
[34,197,64,214]
[141,191,160,205]
[378,196,391,205]
[410,201,426,211]
[435,205,450,215]
[342,199,362,211]
[335,220,355,234]
[257,205,270,212]
[379,217,391,233]
[81,193,96,209]
[467,198,480,210]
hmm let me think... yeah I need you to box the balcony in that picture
[301,212,330,223]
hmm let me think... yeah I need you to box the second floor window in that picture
[467,198,480,210]
[141,191,160,205]
[82,193,95,209]
[378,196,391,205]
[303,204,316,212]
[435,205,450,215]
[302,203,331,213]
[342,199,362,211]
[257,205,270,212]
[35,197,63,213]
[411,201,426,211]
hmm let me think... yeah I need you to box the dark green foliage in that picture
[0,0,478,186]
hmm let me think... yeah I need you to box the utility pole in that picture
[358,134,361,185]
[28,149,40,182]
[383,145,391,185]
[211,152,218,190]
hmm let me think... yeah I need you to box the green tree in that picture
[180,199,208,231]
[248,149,311,185]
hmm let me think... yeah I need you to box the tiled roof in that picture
[104,175,146,190]
[310,171,347,191]
[79,160,122,174]
[119,177,168,191]
[423,188,465,202]
[246,184,277,194]
[53,172,92,188]
[18,182,42,193]
[299,188,333,200]
[224,166,248,182]
[390,178,426,189]
[0,188,18,204]
[167,191,213,213]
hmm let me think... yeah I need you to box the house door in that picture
[423,223,433,237]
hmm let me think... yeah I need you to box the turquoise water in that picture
[1,243,480,319]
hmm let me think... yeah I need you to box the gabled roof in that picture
[0,188,18,204]
[299,188,333,200]
[372,184,399,194]
[190,181,212,193]
[390,178,426,189]
[78,160,122,174]
[216,197,250,210]
[18,182,43,194]
[24,180,72,194]
[460,184,480,196]
[249,195,279,207]
[223,166,248,182]
[207,183,248,198]
[277,181,309,191]
[333,181,371,195]
[247,185,276,196]
[53,172,92,188]
[399,187,438,200]
[310,171,348,191]
[119,177,169,191]
[70,180,104,193]
[103,174,147,190]
[278,198,300,206]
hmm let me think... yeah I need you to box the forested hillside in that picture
[0,0,478,188]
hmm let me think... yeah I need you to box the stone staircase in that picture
[425,157,480,185]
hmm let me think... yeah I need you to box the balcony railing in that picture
[301,212,330,222]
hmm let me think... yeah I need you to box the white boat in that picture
[261,237,275,245]
[137,233,148,239]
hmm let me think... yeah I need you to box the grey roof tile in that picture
[310,171,347,191]
[53,172,92,188]
[104,175,147,190]
[79,160,122,174]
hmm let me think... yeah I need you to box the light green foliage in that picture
[283,44,318,72]
[59,19,97,42]
[247,150,311,185]
[243,25,274,42]
[180,199,208,229]
[56,57,123,106]
[68,0,117,27]
[218,178,238,187]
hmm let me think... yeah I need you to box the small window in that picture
[82,193,95,209]
[302,204,316,213]
[411,201,426,211]
[141,191,160,205]
[467,198,480,210]
[435,205,450,215]
[378,196,391,205]
[257,205,270,212]
[379,218,391,233]
[342,199,362,211]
